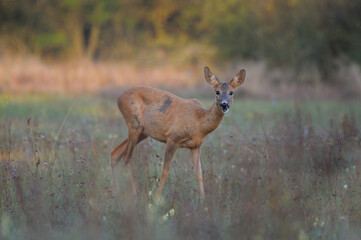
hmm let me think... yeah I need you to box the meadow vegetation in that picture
[1,94,361,239]
[1,0,360,239]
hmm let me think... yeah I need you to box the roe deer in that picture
[110,66,246,199]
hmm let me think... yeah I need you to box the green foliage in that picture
[35,32,67,49]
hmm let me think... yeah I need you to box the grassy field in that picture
[0,93,361,239]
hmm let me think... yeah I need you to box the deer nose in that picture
[221,101,228,107]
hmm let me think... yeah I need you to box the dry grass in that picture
[1,57,361,100]
[0,95,361,239]
[0,57,203,94]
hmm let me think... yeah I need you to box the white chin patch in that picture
[222,108,229,113]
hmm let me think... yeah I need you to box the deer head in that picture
[204,66,246,113]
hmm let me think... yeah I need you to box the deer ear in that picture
[230,69,246,89]
[204,66,220,88]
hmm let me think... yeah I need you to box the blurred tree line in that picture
[0,0,360,82]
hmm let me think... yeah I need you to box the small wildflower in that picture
[44,162,48,165]
[298,230,308,240]
[343,184,348,189]
[3,163,9,171]
[41,135,45,139]
[314,217,318,222]
[148,190,152,196]
[320,221,325,227]
[169,208,175,216]
[162,213,169,221]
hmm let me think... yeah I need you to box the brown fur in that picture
[111,66,246,199]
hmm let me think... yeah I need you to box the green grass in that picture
[1,94,361,239]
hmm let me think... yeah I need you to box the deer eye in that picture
[230,91,234,96]
[215,90,220,95]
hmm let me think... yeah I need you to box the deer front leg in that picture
[191,147,205,199]
[156,142,177,198]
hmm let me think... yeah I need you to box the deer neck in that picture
[201,102,224,135]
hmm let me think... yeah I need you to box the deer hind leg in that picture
[111,138,128,197]
[110,133,148,197]
[156,142,178,198]
[123,130,148,197]
[111,139,128,166]
[191,147,205,199]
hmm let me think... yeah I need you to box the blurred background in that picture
[1,0,361,98]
